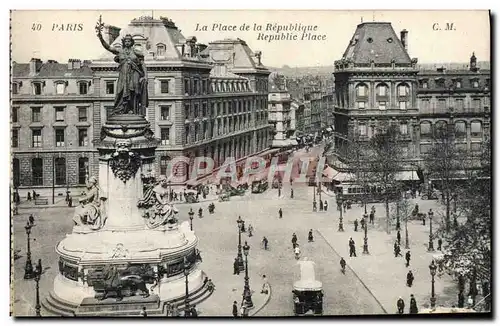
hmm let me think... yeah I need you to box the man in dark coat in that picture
[405,251,411,267]
[360,217,365,230]
[437,238,443,251]
[397,297,405,314]
[308,229,314,242]
[324,200,328,211]
[198,207,203,218]
[397,230,401,246]
[319,200,324,211]
[232,301,238,317]
[406,271,414,287]
[292,233,298,247]
[354,219,359,232]
[279,208,283,219]
[290,188,294,199]
[422,215,426,226]
[369,211,374,224]
[349,238,356,257]
[190,305,198,317]
[233,258,240,275]
[29,214,35,226]
[409,294,418,314]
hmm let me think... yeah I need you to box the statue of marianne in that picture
[95,16,149,116]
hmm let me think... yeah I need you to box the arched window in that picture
[376,83,389,97]
[420,121,432,139]
[454,121,466,139]
[356,83,367,97]
[471,121,482,138]
[32,158,43,186]
[434,121,448,138]
[55,157,66,185]
[157,43,166,56]
[397,83,410,97]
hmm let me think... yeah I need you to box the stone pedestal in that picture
[43,115,211,316]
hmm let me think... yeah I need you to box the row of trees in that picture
[344,122,491,306]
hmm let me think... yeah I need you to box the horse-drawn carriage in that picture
[251,179,268,194]
[184,190,199,203]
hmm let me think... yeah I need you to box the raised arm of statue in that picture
[95,15,119,55]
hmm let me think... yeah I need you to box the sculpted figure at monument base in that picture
[73,177,107,230]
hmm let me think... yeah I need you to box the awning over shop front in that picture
[322,166,355,182]
[395,171,420,181]
[322,166,337,181]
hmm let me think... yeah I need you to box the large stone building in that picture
[267,73,297,148]
[331,22,490,180]
[11,16,272,193]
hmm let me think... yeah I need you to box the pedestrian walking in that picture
[340,257,346,274]
[319,200,324,211]
[27,192,32,201]
[248,224,254,237]
[405,251,411,267]
[232,301,238,317]
[354,219,359,232]
[294,245,301,260]
[32,190,37,200]
[406,270,414,287]
[279,208,283,219]
[324,200,328,211]
[29,214,34,226]
[140,306,147,317]
[397,230,401,246]
[313,201,317,212]
[261,275,269,294]
[360,217,365,230]
[262,236,269,250]
[422,215,426,226]
[394,241,402,257]
[369,211,374,224]
[290,188,294,199]
[437,238,443,251]
[198,207,203,218]
[190,305,198,317]
[292,233,298,246]
[241,220,246,232]
[68,196,73,207]
[397,297,405,314]
[409,294,418,314]
[349,238,357,257]
[308,229,314,242]
[233,258,240,275]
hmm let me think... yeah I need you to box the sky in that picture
[11,10,490,68]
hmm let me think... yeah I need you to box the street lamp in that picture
[242,241,254,309]
[313,182,317,210]
[183,257,190,317]
[429,260,437,309]
[362,213,369,254]
[405,210,410,249]
[34,258,42,316]
[236,217,245,272]
[396,201,401,231]
[24,221,35,279]
[428,209,435,252]
[338,198,344,232]
[189,208,194,231]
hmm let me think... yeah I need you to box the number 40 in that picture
[31,23,42,31]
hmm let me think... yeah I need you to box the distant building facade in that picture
[331,22,490,181]
[268,73,297,148]
[11,16,272,193]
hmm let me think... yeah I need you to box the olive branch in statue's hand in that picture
[95,15,105,36]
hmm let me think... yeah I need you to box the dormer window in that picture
[157,43,166,56]
[32,82,43,95]
[472,79,479,88]
[55,81,67,95]
[78,81,89,95]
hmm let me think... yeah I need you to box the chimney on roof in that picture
[68,59,73,70]
[470,52,478,72]
[400,29,408,52]
[83,60,92,67]
[73,59,81,69]
[29,58,42,75]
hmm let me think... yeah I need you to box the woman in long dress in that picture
[97,28,148,116]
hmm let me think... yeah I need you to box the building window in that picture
[472,80,479,88]
[194,80,199,95]
[455,121,466,139]
[106,81,115,94]
[194,103,199,118]
[378,102,386,110]
[160,106,170,120]
[77,107,87,122]
[436,79,445,88]
[357,101,365,109]
[184,103,190,120]
[157,44,166,56]
[12,107,18,123]
[32,107,41,122]
[471,121,482,138]
[399,101,407,110]
[32,82,42,95]
[160,80,169,94]
[202,80,207,94]
[160,128,170,145]
[400,122,408,135]
[12,129,18,147]
[55,82,66,95]
[421,99,430,112]
[455,99,464,113]
[358,124,366,136]
[13,158,20,188]
[32,158,43,186]
[202,103,207,117]
[55,129,65,147]
[55,106,65,122]
[79,82,88,95]
[377,84,388,97]
[456,80,462,88]
[32,129,42,147]
[473,99,481,112]
[398,84,409,97]
[78,128,88,146]
[421,80,428,89]
[438,99,446,111]
[78,157,89,184]
[420,122,432,138]
[160,156,169,175]
[184,79,190,95]
[12,83,19,94]
[55,157,66,185]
